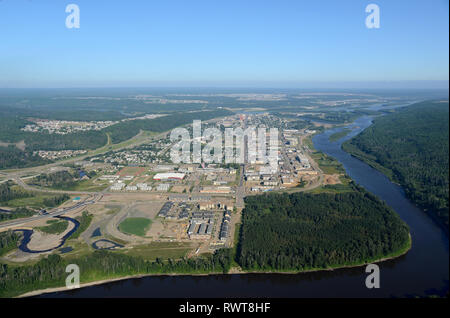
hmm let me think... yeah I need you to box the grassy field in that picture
[37,219,69,234]
[120,242,193,260]
[3,193,67,209]
[85,131,157,157]
[58,178,110,192]
[118,217,152,237]
[310,151,345,175]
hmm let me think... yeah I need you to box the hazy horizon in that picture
[1,1,448,88]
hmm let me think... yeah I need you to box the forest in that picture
[0,182,32,202]
[31,170,77,189]
[0,231,22,257]
[342,100,449,227]
[0,208,35,223]
[236,187,410,271]
[0,182,69,221]
[0,248,233,297]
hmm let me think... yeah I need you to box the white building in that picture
[153,173,186,181]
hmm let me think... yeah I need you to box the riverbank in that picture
[17,235,411,298]
[342,142,449,237]
[340,101,449,236]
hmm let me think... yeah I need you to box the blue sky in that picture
[0,0,448,88]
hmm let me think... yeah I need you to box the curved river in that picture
[39,116,448,298]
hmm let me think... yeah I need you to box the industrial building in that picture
[157,184,170,191]
[153,173,186,180]
[158,201,173,218]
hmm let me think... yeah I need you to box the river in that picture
[38,115,448,298]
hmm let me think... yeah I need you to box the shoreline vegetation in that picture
[3,185,412,298]
[342,100,449,233]
[18,234,411,298]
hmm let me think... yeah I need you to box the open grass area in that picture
[3,192,67,209]
[310,151,345,174]
[120,241,193,260]
[118,217,152,237]
[37,219,69,234]
[55,178,110,192]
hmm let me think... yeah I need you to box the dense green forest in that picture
[42,194,70,208]
[342,100,449,227]
[0,248,233,297]
[0,182,69,222]
[0,182,32,202]
[0,231,22,257]
[237,187,410,271]
[69,211,93,239]
[0,208,35,223]
[31,171,77,189]
[0,146,50,169]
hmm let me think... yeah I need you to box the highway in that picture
[0,195,100,231]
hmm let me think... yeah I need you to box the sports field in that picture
[118,217,152,237]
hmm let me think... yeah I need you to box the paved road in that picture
[0,195,100,230]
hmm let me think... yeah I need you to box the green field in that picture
[57,178,110,192]
[37,219,69,235]
[121,242,193,260]
[118,217,152,237]
[310,151,345,174]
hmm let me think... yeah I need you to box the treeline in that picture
[0,181,70,214]
[69,211,93,239]
[342,100,449,227]
[42,194,70,208]
[0,230,22,257]
[31,171,76,189]
[0,114,107,151]
[0,146,50,169]
[237,188,410,271]
[0,248,233,297]
[0,113,107,169]
[0,182,32,202]
[0,208,35,223]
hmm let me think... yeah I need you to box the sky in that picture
[0,0,448,88]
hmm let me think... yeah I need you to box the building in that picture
[153,173,186,181]
[136,183,152,191]
[187,223,196,235]
[158,201,173,217]
[200,186,231,194]
[199,202,216,210]
[157,184,170,191]
[110,183,125,191]
[153,165,177,172]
